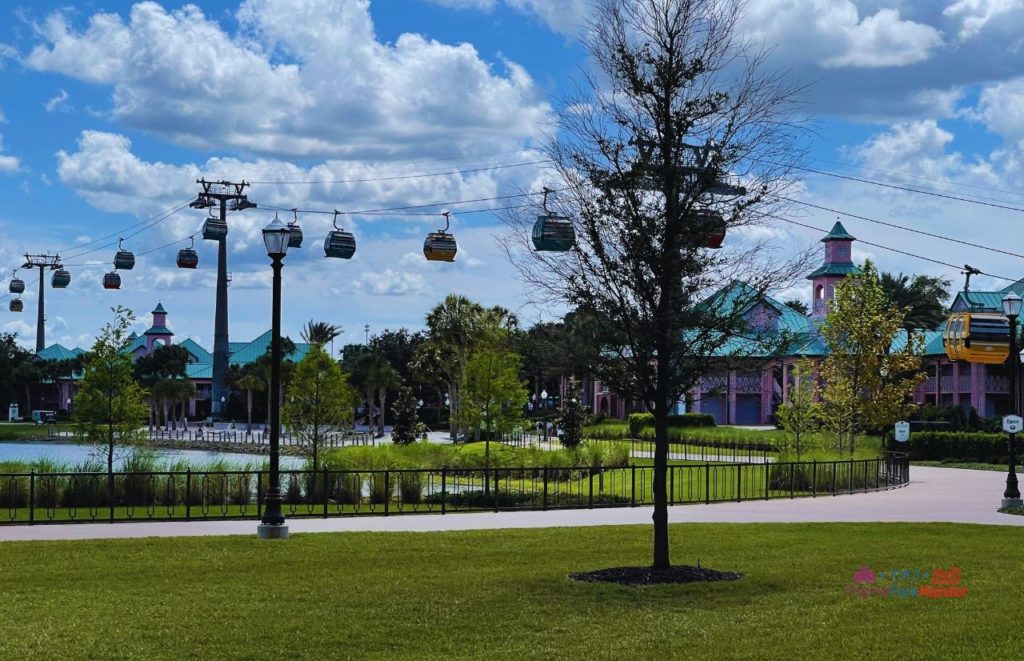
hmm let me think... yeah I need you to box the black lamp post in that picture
[1002,292,1022,509]
[258,215,291,539]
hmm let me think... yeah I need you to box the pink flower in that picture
[853,566,876,584]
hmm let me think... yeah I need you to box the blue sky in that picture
[3,0,1024,352]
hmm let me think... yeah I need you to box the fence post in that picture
[630,465,636,506]
[765,460,770,500]
[542,467,549,510]
[186,469,192,521]
[384,470,390,516]
[493,469,500,512]
[322,468,329,518]
[588,468,594,508]
[29,471,35,525]
[441,466,447,515]
[736,463,741,502]
[812,461,817,498]
[705,464,710,504]
[849,459,854,494]
[669,466,675,506]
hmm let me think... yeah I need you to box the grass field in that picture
[0,522,1012,659]
[0,422,69,440]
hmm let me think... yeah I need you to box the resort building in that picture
[33,303,312,420]
[590,222,1018,424]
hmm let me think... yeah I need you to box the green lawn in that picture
[0,422,69,440]
[0,523,1013,659]
[912,461,1008,472]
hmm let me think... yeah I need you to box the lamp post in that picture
[258,215,291,539]
[541,389,548,411]
[1003,293,1022,509]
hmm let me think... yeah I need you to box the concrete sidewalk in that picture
[1,466,1019,543]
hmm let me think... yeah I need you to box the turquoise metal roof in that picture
[152,302,167,314]
[805,262,858,279]
[821,221,855,242]
[227,330,312,366]
[123,335,147,355]
[144,325,174,336]
[36,344,84,362]
[951,291,1004,312]
[178,338,212,364]
[186,363,212,379]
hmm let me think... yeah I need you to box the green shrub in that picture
[398,471,423,504]
[903,431,1017,462]
[666,413,716,427]
[627,412,654,437]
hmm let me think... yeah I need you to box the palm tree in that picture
[235,372,265,434]
[880,271,951,341]
[301,320,342,348]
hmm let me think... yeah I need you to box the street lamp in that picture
[1003,293,1023,508]
[258,215,291,539]
[541,389,548,410]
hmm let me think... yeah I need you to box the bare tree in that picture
[505,0,810,574]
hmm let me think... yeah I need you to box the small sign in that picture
[894,421,910,443]
[1003,415,1023,434]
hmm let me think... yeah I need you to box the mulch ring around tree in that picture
[569,565,743,586]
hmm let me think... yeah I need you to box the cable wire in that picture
[776,195,1024,260]
[766,213,1017,282]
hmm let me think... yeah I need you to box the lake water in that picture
[0,441,305,470]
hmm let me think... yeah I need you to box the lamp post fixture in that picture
[258,215,291,539]
[541,389,548,410]
[1003,293,1022,509]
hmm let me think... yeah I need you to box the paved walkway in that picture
[1,466,1020,543]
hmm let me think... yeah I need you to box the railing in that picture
[74,428,375,448]
[0,454,909,525]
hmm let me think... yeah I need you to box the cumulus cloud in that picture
[744,1,943,69]
[25,0,549,160]
[944,0,1024,40]
[352,268,432,296]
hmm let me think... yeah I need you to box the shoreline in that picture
[0,436,305,457]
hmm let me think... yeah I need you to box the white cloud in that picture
[977,76,1024,144]
[352,268,432,296]
[745,1,943,69]
[0,134,19,173]
[944,0,1024,40]
[44,89,70,113]
[25,0,549,160]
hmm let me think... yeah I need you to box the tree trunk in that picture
[246,389,253,434]
[379,386,388,438]
[651,397,670,571]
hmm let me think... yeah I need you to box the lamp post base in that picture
[1001,497,1023,510]
[257,523,289,539]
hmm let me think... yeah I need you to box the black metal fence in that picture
[0,454,909,525]
[501,434,779,463]
[73,428,375,448]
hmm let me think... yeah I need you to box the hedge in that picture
[627,412,716,436]
[903,431,1021,463]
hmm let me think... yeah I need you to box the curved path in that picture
[0,466,1020,543]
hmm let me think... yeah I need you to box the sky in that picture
[3,0,1024,352]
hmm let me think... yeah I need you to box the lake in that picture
[0,441,305,470]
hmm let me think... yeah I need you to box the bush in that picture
[666,413,716,427]
[627,412,654,437]
[903,431,1018,462]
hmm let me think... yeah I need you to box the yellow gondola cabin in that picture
[943,312,1010,364]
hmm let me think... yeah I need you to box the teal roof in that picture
[951,291,1004,312]
[805,262,858,279]
[144,325,174,336]
[36,344,85,362]
[123,335,147,354]
[821,221,855,242]
[178,338,212,364]
[228,330,312,366]
[186,363,212,380]
[152,302,167,314]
